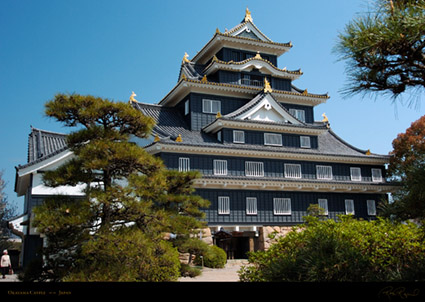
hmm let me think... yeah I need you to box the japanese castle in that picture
[14,9,396,265]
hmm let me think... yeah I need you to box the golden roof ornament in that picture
[182,52,190,64]
[366,149,371,155]
[216,111,222,118]
[254,51,262,60]
[244,7,253,22]
[175,134,183,142]
[263,78,272,93]
[201,75,208,83]
[154,134,160,142]
[129,91,138,103]
[302,89,308,95]
[321,113,329,123]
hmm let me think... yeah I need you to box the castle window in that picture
[284,163,302,179]
[300,136,311,148]
[245,161,264,177]
[178,157,190,172]
[184,100,189,115]
[218,196,230,215]
[202,99,221,114]
[316,165,333,180]
[367,200,376,216]
[217,131,222,142]
[246,197,257,215]
[264,133,282,146]
[350,167,362,181]
[318,199,329,215]
[371,168,382,182]
[213,159,228,176]
[233,130,245,143]
[345,199,355,215]
[289,109,305,122]
[273,198,291,215]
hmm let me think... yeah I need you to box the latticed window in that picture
[350,167,362,181]
[213,160,228,176]
[246,197,257,215]
[367,200,376,216]
[273,198,291,215]
[284,163,302,179]
[371,168,382,182]
[300,136,311,148]
[264,133,282,146]
[245,161,264,177]
[218,196,230,215]
[316,165,333,180]
[318,199,329,215]
[233,130,245,143]
[345,199,355,215]
[178,157,190,172]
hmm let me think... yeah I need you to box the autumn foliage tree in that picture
[384,114,425,220]
[29,94,209,281]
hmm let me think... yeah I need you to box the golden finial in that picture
[366,149,371,155]
[182,52,190,64]
[154,134,160,142]
[201,75,208,83]
[244,7,253,22]
[263,78,272,93]
[302,89,308,95]
[321,113,329,123]
[181,74,187,81]
[129,91,138,103]
[212,55,219,62]
[175,134,183,142]
[215,28,220,34]
[254,51,262,60]
[216,111,222,118]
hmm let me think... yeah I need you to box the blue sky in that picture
[0,0,423,215]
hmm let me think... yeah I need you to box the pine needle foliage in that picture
[30,93,210,281]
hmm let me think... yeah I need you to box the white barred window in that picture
[178,157,190,172]
[371,168,383,182]
[345,199,355,215]
[367,200,376,216]
[289,109,305,122]
[284,163,302,179]
[318,199,329,215]
[233,130,245,143]
[213,160,228,176]
[202,99,221,114]
[350,167,362,181]
[218,196,230,215]
[316,165,333,180]
[264,133,282,146]
[300,136,311,148]
[246,197,257,215]
[245,161,264,177]
[273,198,291,215]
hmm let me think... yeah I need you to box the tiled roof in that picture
[131,102,218,144]
[27,127,68,164]
[132,102,388,160]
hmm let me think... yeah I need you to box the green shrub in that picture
[195,245,227,268]
[180,263,202,278]
[239,215,425,282]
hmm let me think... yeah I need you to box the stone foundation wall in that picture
[258,226,295,250]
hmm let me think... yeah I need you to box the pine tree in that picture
[336,0,425,100]
[31,93,210,281]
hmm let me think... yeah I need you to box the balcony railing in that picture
[240,78,264,87]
